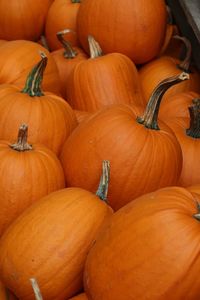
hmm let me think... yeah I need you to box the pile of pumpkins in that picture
[0,0,200,299]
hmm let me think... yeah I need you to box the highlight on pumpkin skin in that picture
[30,278,43,300]
[56,29,78,59]
[10,124,33,152]
[137,72,190,130]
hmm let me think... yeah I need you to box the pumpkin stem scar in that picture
[96,160,110,203]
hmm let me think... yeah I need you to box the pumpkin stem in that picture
[21,51,47,97]
[137,72,189,130]
[10,124,32,151]
[186,98,200,138]
[96,160,110,202]
[56,29,77,59]
[30,278,43,300]
[71,0,81,2]
[39,35,50,51]
[88,35,103,59]
[173,35,192,72]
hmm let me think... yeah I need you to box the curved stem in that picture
[10,124,32,151]
[30,278,43,300]
[96,160,110,202]
[137,72,189,130]
[56,29,77,59]
[186,98,200,138]
[173,35,192,72]
[21,51,47,97]
[88,35,103,59]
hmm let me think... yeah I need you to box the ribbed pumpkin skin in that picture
[0,281,18,299]
[0,0,52,41]
[0,40,62,96]
[159,91,199,121]
[165,118,200,187]
[77,0,166,64]
[45,0,80,51]
[51,47,88,100]
[84,187,200,300]
[0,140,65,237]
[60,104,182,210]
[0,85,77,155]
[68,293,88,300]
[139,56,200,104]
[0,188,112,300]
[66,53,145,112]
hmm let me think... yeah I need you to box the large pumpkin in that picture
[60,73,188,210]
[84,186,200,300]
[0,40,61,96]
[0,124,65,237]
[0,161,113,300]
[77,0,167,64]
[0,0,52,41]
[66,35,145,112]
[0,52,77,154]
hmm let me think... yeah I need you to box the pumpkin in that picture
[68,293,88,299]
[139,36,200,103]
[60,73,188,210]
[165,99,200,187]
[0,281,18,300]
[77,0,167,64]
[0,0,52,41]
[51,29,88,100]
[45,0,81,51]
[84,186,200,300]
[0,123,65,237]
[187,184,200,202]
[0,40,62,96]
[74,110,92,124]
[0,52,77,155]
[66,35,145,112]
[0,161,112,300]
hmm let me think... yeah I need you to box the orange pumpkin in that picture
[51,29,88,100]
[60,73,187,210]
[66,35,145,112]
[0,52,77,154]
[139,36,200,103]
[0,40,62,96]
[0,161,112,300]
[0,281,18,300]
[45,0,81,51]
[77,0,167,64]
[68,293,88,300]
[84,186,200,300]
[0,0,52,41]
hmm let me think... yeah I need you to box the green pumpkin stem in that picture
[173,35,192,72]
[96,160,110,202]
[21,51,47,97]
[57,29,77,59]
[137,72,189,130]
[88,35,103,59]
[10,124,32,151]
[186,98,200,138]
[30,278,43,300]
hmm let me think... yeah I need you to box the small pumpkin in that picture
[0,123,65,237]
[66,35,145,112]
[0,161,113,300]
[84,186,200,300]
[45,0,81,51]
[60,73,188,210]
[139,36,200,103]
[0,52,77,154]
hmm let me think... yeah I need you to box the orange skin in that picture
[0,40,62,96]
[84,186,200,300]
[139,57,200,104]
[77,0,167,64]
[0,281,18,299]
[68,293,88,300]
[66,53,145,112]
[0,84,77,155]
[0,0,52,41]
[60,104,182,210]
[0,188,113,300]
[74,109,92,124]
[187,185,200,202]
[45,0,81,51]
[0,138,65,237]
[51,46,88,100]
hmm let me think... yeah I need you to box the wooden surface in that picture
[167,0,200,71]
